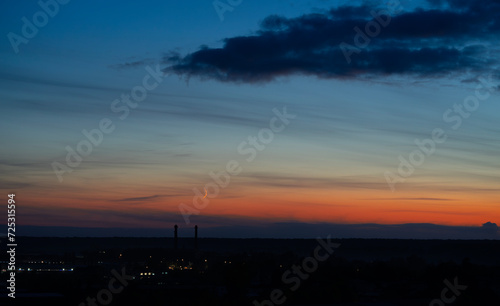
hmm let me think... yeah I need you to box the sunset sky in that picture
[1,0,499,238]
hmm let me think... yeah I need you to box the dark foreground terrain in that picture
[1,237,499,305]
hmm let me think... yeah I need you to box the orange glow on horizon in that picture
[18,183,499,229]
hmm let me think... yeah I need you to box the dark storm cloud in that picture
[164,0,500,83]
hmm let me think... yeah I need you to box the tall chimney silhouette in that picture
[174,224,178,249]
[194,225,198,250]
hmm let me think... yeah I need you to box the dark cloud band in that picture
[165,0,500,83]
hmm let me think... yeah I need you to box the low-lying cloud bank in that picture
[12,222,500,239]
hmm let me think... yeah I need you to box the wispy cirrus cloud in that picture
[379,197,455,201]
[109,58,156,70]
[115,195,164,202]
[115,194,183,202]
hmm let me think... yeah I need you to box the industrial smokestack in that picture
[194,225,198,250]
[174,224,178,249]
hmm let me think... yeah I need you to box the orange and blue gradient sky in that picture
[1,0,499,238]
